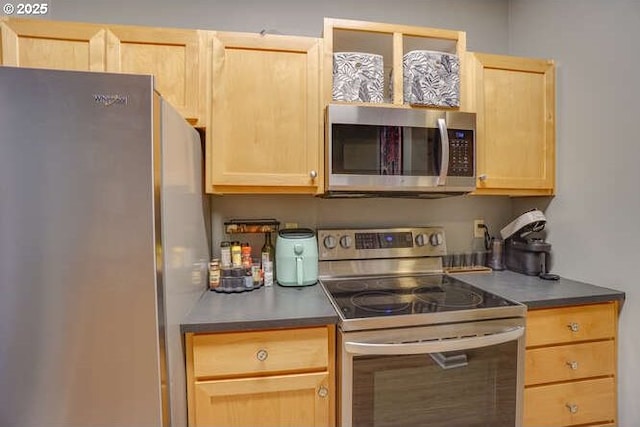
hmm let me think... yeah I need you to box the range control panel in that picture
[317,227,446,261]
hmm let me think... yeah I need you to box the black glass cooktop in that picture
[321,274,518,320]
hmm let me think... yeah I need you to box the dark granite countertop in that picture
[181,283,339,334]
[181,270,625,334]
[449,270,625,309]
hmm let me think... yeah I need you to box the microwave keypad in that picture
[449,138,473,176]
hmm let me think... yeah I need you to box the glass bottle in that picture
[220,241,232,268]
[231,241,242,268]
[241,242,252,270]
[261,232,275,283]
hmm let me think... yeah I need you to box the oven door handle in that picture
[344,326,524,356]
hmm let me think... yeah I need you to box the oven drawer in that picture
[525,303,616,347]
[525,340,616,385]
[523,377,616,427]
[192,327,329,379]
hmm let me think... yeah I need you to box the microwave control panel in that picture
[448,129,474,177]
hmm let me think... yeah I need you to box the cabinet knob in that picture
[309,170,318,179]
[566,360,579,370]
[566,403,579,414]
[317,386,329,398]
[567,322,580,332]
[478,174,488,181]
[256,349,268,361]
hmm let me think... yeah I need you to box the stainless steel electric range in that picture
[317,227,526,427]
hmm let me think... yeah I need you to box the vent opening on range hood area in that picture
[319,190,470,199]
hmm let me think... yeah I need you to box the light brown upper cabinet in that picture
[0,18,106,71]
[1,18,206,125]
[205,32,323,194]
[465,52,556,196]
[323,18,468,109]
[106,25,205,125]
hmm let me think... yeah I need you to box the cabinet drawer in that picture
[526,303,616,347]
[192,327,329,379]
[524,378,616,427]
[525,340,615,385]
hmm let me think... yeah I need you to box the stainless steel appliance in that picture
[324,104,476,197]
[317,227,526,427]
[0,67,209,427]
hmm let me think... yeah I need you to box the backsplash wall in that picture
[210,195,514,259]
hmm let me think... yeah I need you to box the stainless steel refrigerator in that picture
[0,66,210,427]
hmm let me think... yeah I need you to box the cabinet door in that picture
[194,372,330,427]
[207,32,322,194]
[106,25,204,125]
[468,52,555,196]
[0,18,105,71]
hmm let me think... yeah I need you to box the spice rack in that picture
[224,218,280,234]
[211,219,279,293]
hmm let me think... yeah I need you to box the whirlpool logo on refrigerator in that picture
[93,94,129,106]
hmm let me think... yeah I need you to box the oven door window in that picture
[352,341,517,427]
[331,124,441,176]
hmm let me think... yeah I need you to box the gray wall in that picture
[508,1,639,425]
[49,0,509,51]
[211,195,513,258]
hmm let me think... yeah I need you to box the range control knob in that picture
[323,235,337,250]
[414,233,428,247]
[339,235,352,249]
[429,232,444,246]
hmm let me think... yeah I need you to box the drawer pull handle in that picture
[567,322,580,332]
[317,386,329,398]
[566,403,579,414]
[256,349,268,361]
[566,360,579,370]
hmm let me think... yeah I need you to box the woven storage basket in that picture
[333,52,384,103]
[403,50,460,107]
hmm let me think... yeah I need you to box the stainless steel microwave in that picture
[325,104,476,197]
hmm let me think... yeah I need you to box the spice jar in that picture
[241,243,252,269]
[231,241,242,268]
[263,260,273,287]
[220,241,231,268]
[208,259,220,289]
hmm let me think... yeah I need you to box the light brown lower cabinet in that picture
[186,325,335,427]
[194,372,330,426]
[523,302,619,427]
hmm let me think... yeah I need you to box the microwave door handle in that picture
[437,118,449,186]
[344,326,524,356]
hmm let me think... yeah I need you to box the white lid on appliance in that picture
[500,209,547,240]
